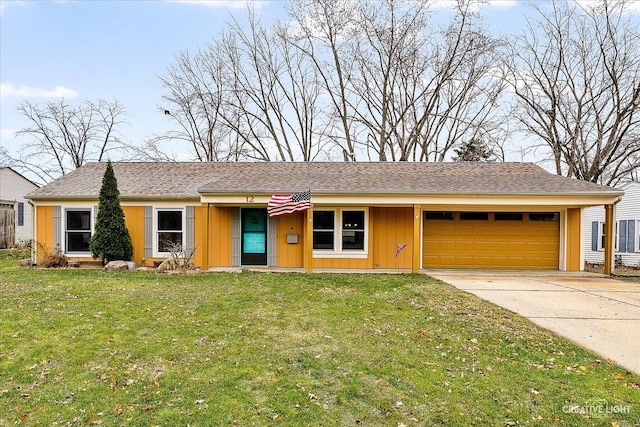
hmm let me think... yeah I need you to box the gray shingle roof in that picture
[26,161,623,200]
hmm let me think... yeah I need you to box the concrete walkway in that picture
[426,271,640,375]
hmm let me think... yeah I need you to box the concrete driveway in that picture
[427,271,640,375]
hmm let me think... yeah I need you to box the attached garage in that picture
[423,212,560,270]
[28,161,623,274]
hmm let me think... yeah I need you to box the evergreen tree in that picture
[452,138,494,162]
[89,161,133,263]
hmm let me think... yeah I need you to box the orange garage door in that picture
[423,212,560,270]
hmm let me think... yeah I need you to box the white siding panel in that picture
[583,182,640,267]
[616,183,640,267]
[0,168,39,244]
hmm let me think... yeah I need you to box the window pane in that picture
[460,212,488,220]
[495,213,523,221]
[158,211,182,231]
[67,232,90,252]
[313,231,334,250]
[343,211,364,230]
[158,232,182,252]
[243,210,265,232]
[313,211,334,229]
[342,211,364,250]
[243,232,266,253]
[18,202,24,226]
[529,213,559,221]
[67,210,91,230]
[424,212,454,220]
[342,230,364,250]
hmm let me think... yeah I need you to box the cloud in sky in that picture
[0,83,79,98]
[169,0,269,10]
[1,128,17,139]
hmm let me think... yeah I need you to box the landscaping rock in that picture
[20,258,33,267]
[104,260,130,271]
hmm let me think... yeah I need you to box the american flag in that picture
[267,190,311,217]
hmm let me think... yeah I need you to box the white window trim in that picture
[313,208,368,259]
[153,208,185,257]
[64,207,94,256]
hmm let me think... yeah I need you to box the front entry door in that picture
[241,208,267,265]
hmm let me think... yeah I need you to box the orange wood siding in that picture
[35,206,54,262]
[565,208,581,271]
[413,206,421,273]
[276,211,305,268]
[122,206,145,265]
[304,209,313,272]
[208,206,232,267]
[313,257,371,269]
[371,207,413,269]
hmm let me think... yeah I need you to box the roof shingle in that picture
[26,161,622,200]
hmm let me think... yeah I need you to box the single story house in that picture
[584,181,639,268]
[25,162,623,274]
[0,167,39,248]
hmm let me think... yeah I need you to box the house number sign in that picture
[246,196,255,203]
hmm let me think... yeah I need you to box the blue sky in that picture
[1,0,638,168]
[1,0,287,152]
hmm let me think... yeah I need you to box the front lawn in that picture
[1,259,638,426]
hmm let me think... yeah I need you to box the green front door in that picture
[241,208,267,265]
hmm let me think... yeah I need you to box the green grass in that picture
[1,256,639,426]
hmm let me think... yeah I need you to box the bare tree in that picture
[407,0,507,162]
[222,10,328,161]
[155,0,506,164]
[154,48,242,162]
[350,0,431,161]
[8,99,126,183]
[288,0,506,162]
[156,7,329,162]
[506,0,640,185]
[286,0,360,160]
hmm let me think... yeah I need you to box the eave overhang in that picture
[200,191,623,208]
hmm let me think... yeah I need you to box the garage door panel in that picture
[491,242,507,252]
[423,212,559,270]
[507,227,525,237]
[474,257,491,268]
[506,257,526,269]
[525,242,543,251]
[507,241,526,251]
[473,242,493,252]
[491,258,508,269]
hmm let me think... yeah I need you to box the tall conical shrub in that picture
[89,161,133,263]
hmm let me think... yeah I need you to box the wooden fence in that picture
[0,209,15,248]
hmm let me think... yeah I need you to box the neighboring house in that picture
[25,162,623,272]
[0,167,39,248]
[584,181,640,268]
